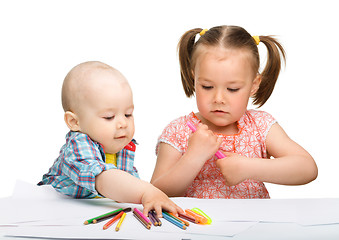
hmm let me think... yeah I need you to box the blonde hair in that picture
[61,61,116,112]
[178,25,286,107]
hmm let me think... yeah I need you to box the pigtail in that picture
[253,36,286,107]
[177,28,202,97]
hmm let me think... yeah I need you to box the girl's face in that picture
[193,46,260,134]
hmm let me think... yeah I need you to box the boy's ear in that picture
[64,111,81,131]
[251,74,262,96]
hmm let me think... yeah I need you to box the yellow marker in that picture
[191,208,212,224]
[115,212,126,231]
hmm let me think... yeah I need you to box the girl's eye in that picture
[103,116,114,120]
[202,85,213,90]
[227,88,239,92]
[125,114,133,118]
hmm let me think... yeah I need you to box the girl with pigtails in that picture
[151,25,317,199]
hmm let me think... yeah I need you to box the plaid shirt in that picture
[38,131,139,198]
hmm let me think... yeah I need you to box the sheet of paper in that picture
[3,216,257,239]
[1,181,258,238]
[2,212,257,238]
[2,180,339,240]
[171,197,339,225]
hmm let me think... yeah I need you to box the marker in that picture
[178,212,198,224]
[150,210,162,226]
[185,209,208,224]
[162,211,187,230]
[103,211,124,230]
[148,211,158,226]
[115,212,126,231]
[133,209,151,229]
[191,208,212,224]
[133,208,152,226]
[84,208,123,225]
[168,212,189,226]
[94,207,131,224]
[187,121,226,159]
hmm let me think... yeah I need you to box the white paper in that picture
[2,181,339,240]
[1,181,258,238]
[171,197,339,225]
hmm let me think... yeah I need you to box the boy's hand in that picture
[187,123,222,163]
[216,152,251,186]
[141,185,183,217]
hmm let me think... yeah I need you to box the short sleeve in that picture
[156,115,191,155]
[247,110,277,143]
[116,139,140,179]
[65,136,115,192]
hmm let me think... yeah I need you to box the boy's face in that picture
[76,69,135,154]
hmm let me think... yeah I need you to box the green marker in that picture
[84,208,123,225]
[191,208,212,224]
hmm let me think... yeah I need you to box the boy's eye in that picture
[227,88,239,92]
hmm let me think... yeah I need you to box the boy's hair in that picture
[61,61,114,112]
[178,25,286,107]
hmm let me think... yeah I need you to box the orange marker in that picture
[178,212,198,224]
[185,209,208,224]
[103,211,124,230]
[168,212,189,226]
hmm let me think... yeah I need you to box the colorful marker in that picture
[133,208,152,226]
[178,212,198,224]
[168,212,190,226]
[115,212,126,231]
[84,208,123,225]
[185,209,208,224]
[191,208,212,224]
[103,211,124,230]
[133,209,151,229]
[150,210,162,226]
[187,121,226,159]
[162,211,187,230]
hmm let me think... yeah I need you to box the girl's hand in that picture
[216,152,250,186]
[141,184,183,218]
[187,123,222,163]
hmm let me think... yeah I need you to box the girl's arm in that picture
[151,124,222,197]
[95,169,182,217]
[216,123,318,186]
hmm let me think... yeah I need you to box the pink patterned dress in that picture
[156,110,276,199]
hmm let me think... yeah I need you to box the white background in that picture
[1,0,338,199]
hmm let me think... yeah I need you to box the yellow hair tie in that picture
[252,36,260,45]
[200,29,208,36]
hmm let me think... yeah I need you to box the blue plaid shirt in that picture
[38,131,139,198]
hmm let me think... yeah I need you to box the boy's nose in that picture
[117,117,128,129]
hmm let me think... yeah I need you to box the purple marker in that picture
[187,121,226,159]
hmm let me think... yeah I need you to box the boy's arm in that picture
[95,168,182,217]
[216,123,318,186]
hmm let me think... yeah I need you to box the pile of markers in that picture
[84,207,212,231]
[83,207,131,231]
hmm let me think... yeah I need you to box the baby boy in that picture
[38,61,181,216]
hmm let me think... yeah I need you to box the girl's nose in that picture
[214,90,225,104]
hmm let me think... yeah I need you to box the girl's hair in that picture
[178,25,286,107]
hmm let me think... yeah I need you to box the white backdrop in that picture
[1,0,338,199]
